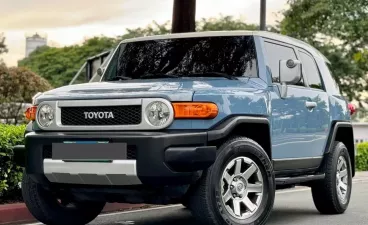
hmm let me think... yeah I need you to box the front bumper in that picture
[22,131,216,186]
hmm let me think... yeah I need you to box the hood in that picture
[34,78,266,104]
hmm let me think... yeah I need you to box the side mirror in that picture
[279,59,302,85]
[97,67,105,76]
[278,59,302,98]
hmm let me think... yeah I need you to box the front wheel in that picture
[188,136,275,225]
[311,142,353,214]
[22,173,106,225]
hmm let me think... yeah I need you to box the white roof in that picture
[120,31,330,63]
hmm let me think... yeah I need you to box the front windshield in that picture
[102,35,258,81]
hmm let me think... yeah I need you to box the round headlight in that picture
[38,104,54,127]
[145,101,171,127]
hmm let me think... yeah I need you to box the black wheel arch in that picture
[323,121,355,177]
[208,116,272,160]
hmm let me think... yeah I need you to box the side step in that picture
[275,174,325,186]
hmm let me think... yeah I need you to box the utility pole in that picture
[260,0,267,31]
[171,0,196,33]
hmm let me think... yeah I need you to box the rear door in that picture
[296,48,330,157]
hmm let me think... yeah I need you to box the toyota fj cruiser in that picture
[19,31,355,225]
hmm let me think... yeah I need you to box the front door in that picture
[263,39,329,171]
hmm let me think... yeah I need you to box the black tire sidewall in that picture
[208,138,275,225]
[22,173,105,225]
[330,143,353,210]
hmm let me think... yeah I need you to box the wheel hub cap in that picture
[220,157,264,220]
[336,156,349,204]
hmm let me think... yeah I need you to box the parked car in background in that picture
[18,31,355,225]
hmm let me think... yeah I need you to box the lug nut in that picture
[239,194,243,198]
[230,185,234,189]
[233,194,237,198]
[234,178,237,182]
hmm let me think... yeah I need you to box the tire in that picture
[311,141,353,214]
[188,136,275,225]
[22,173,106,225]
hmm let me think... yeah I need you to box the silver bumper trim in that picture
[43,159,142,185]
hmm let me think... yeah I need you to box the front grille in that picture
[60,106,141,126]
[43,145,137,159]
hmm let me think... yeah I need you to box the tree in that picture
[0,33,8,64]
[18,37,117,87]
[0,33,7,55]
[117,21,171,40]
[0,65,52,124]
[280,0,368,106]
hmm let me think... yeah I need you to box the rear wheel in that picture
[188,136,275,225]
[311,142,352,214]
[22,173,106,225]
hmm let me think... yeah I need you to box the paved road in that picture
[25,174,368,225]
[88,179,368,225]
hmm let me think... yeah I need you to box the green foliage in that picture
[0,65,52,124]
[197,15,260,32]
[356,142,368,171]
[18,37,118,87]
[0,124,26,202]
[118,21,171,40]
[281,0,368,106]
[0,33,7,64]
[0,33,7,56]
[117,15,274,40]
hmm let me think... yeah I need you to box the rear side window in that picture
[298,51,323,90]
[325,63,341,93]
[264,42,304,86]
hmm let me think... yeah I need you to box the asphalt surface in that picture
[26,174,368,225]
[87,180,368,225]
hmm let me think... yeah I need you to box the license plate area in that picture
[52,141,127,161]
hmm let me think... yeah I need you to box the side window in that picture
[325,62,341,93]
[264,42,304,85]
[298,51,323,90]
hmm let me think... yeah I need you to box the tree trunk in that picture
[171,0,196,33]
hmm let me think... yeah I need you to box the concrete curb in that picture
[0,203,145,225]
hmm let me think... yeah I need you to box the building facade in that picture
[25,33,47,57]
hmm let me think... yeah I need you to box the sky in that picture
[0,0,289,66]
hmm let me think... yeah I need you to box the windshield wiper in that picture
[108,75,132,81]
[140,73,179,79]
[183,72,238,80]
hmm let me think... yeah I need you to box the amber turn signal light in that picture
[25,105,37,121]
[172,102,218,119]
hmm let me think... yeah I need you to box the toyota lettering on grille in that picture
[84,112,115,119]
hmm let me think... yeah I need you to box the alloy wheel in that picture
[336,155,349,204]
[220,156,264,219]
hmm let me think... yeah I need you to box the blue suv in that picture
[19,31,355,225]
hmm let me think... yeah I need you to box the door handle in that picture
[305,101,317,109]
